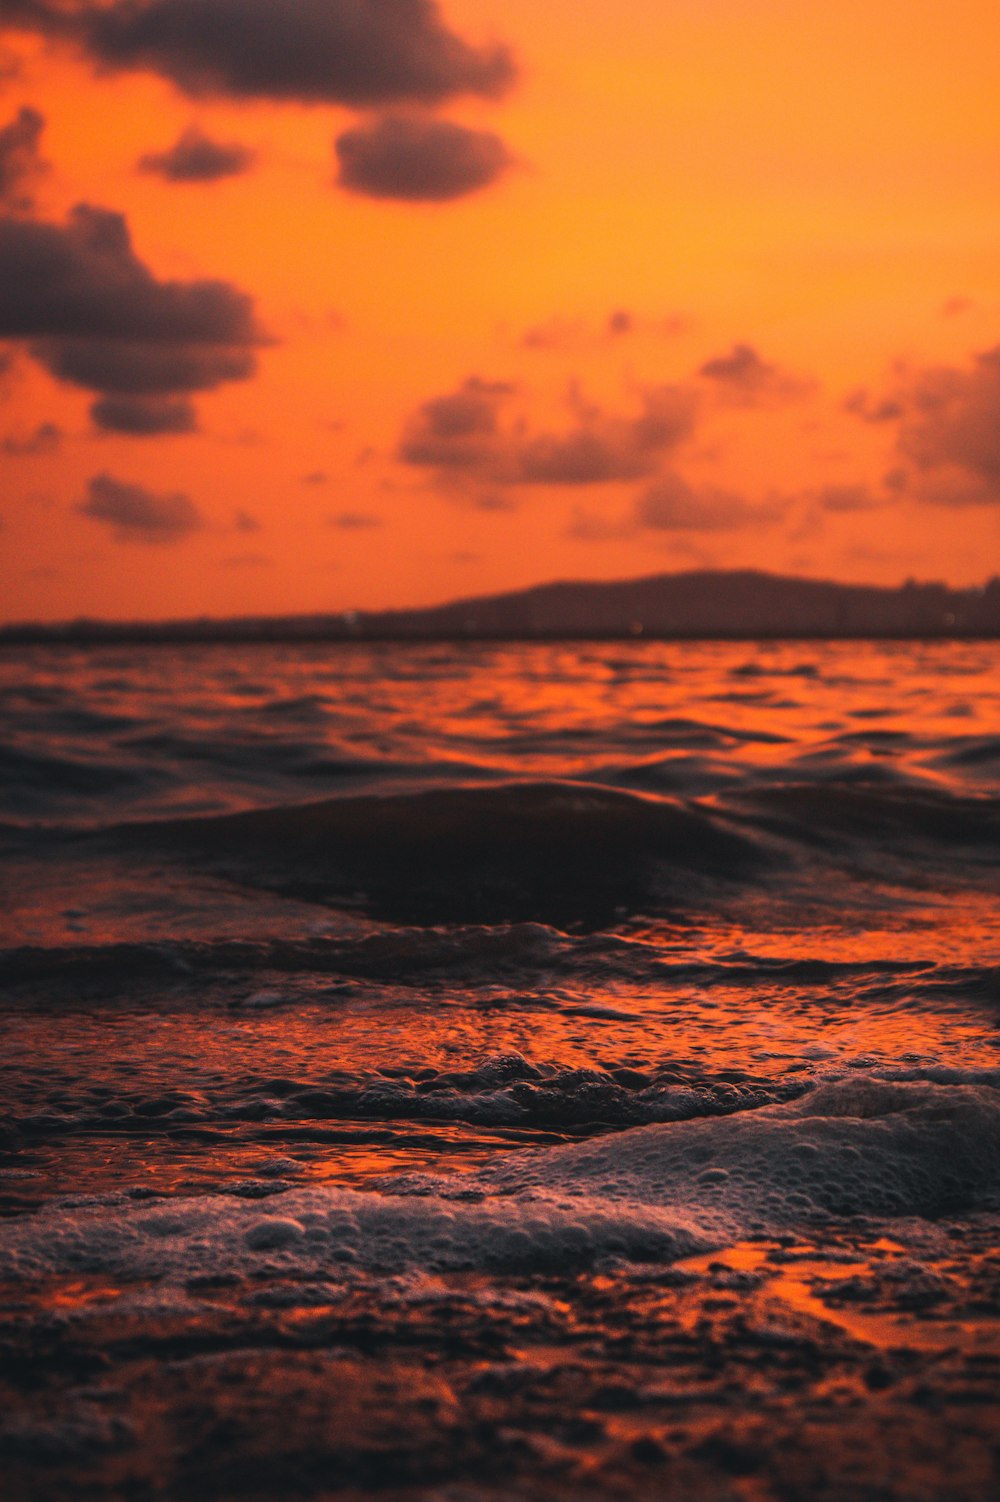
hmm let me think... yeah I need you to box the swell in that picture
[102,779,770,926]
[719,780,1000,856]
[12,772,992,932]
[0,928,956,993]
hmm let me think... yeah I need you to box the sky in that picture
[1,0,999,622]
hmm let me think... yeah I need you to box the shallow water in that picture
[1,640,999,1499]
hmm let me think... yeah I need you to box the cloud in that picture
[698,342,813,404]
[0,192,265,430]
[398,376,512,470]
[851,346,1000,506]
[521,309,688,353]
[234,506,259,532]
[0,104,46,210]
[6,0,515,107]
[567,474,786,541]
[843,389,902,423]
[327,510,382,528]
[335,115,512,202]
[399,377,698,491]
[636,472,786,531]
[2,419,61,454]
[138,124,255,182]
[90,394,197,433]
[894,347,1000,503]
[77,471,203,542]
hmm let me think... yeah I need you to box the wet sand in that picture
[3,1219,999,1502]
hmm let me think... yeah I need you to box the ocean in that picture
[1,638,999,1500]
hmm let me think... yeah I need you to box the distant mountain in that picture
[4,570,1000,643]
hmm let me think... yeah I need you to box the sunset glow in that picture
[2,0,999,621]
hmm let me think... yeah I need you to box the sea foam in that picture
[3,1078,996,1284]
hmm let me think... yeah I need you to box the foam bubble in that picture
[1,1078,996,1284]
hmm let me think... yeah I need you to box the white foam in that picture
[1,1078,997,1284]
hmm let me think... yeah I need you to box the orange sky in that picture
[1,0,999,621]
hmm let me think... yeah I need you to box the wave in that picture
[3,922,956,997]
[719,780,1000,856]
[12,770,989,929]
[107,780,769,926]
[3,1077,997,1281]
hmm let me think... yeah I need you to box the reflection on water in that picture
[0,640,998,1500]
[2,638,999,826]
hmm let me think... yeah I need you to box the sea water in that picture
[1,639,999,1499]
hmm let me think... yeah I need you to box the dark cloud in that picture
[636,472,785,532]
[0,196,264,425]
[853,346,1000,506]
[399,376,512,470]
[2,419,61,454]
[41,335,255,392]
[301,470,328,485]
[0,104,46,210]
[0,203,260,341]
[234,506,259,532]
[698,342,813,404]
[399,377,697,490]
[78,471,203,542]
[894,347,1000,503]
[335,115,511,202]
[6,0,515,106]
[327,510,382,529]
[519,386,697,486]
[90,394,197,433]
[138,124,255,182]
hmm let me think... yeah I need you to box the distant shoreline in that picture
[2,628,999,646]
[4,568,998,644]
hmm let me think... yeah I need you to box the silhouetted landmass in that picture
[3,570,1000,643]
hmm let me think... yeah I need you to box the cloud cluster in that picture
[5,0,515,106]
[5,3,518,204]
[521,309,688,353]
[78,471,203,541]
[0,113,266,434]
[637,472,785,531]
[849,346,1000,507]
[336,115,511,202]
[399,377,698,492]
[569,475,786,541]
[895,347,1000,504]
[138,124,255,182]
[698,342,813,405]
